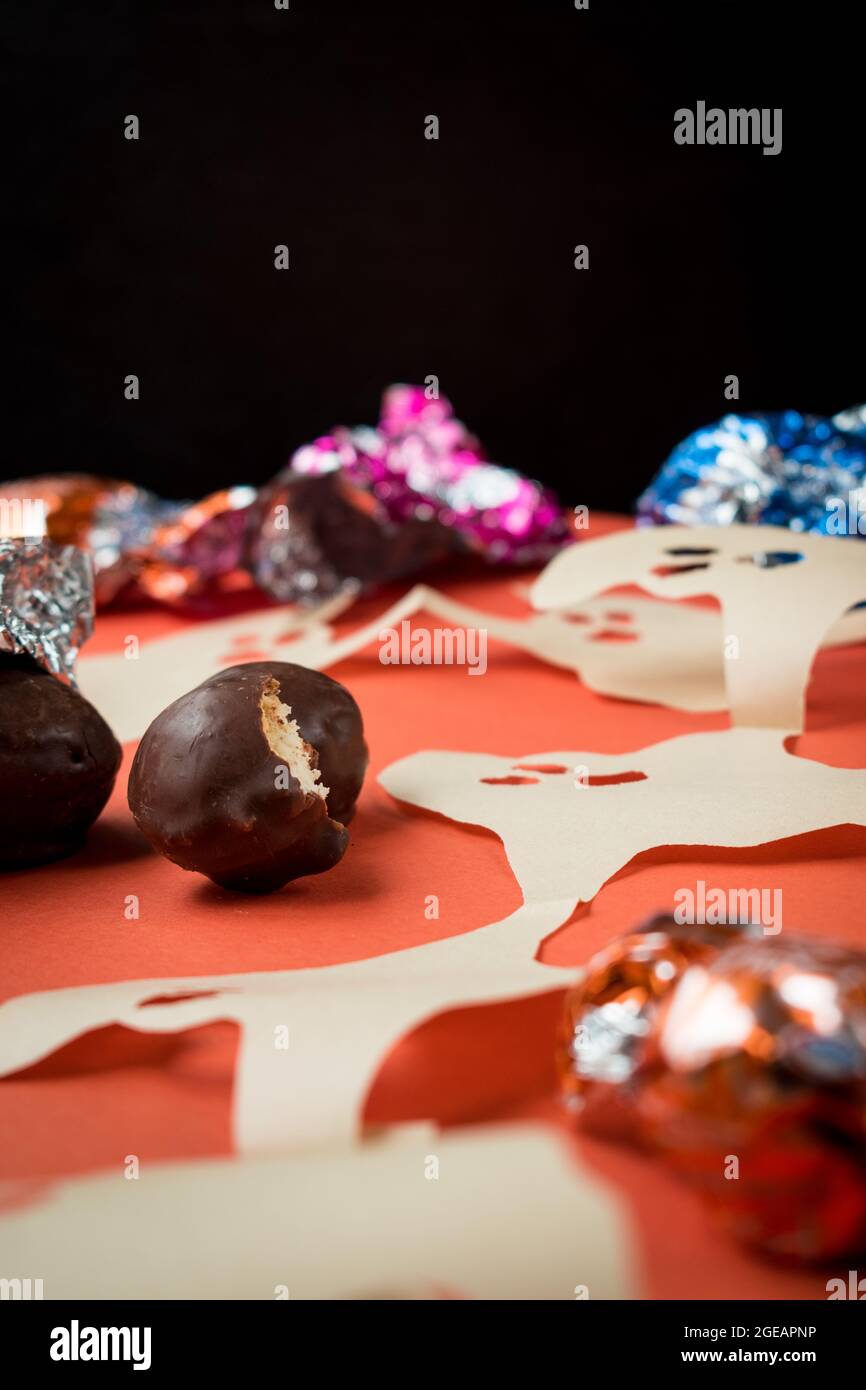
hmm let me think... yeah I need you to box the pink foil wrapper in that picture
[290,385,567,565]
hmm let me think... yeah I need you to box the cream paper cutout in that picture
[78,582,866,739]
[531,524,866,730]
[378,587,865,714]
[829,604,866,648]
[0,1124,632,1300]
[509,581,866,657]
[0,906,576,1152]
[78,588,358,745]
[82,587,730,733]
[1,728,864,1151]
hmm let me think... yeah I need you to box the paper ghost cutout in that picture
[79,562,866,744]
[388,586,865,714]
[1,729,863,1151]
[531,524,866,730]
[78,588,360,744]
[0,1125,633,1300]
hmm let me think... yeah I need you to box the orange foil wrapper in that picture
[0,475,255,604]
[558,917,866,1261]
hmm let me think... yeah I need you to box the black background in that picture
[5,0,862,513]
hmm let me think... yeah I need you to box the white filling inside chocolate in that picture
[260,679,328,800]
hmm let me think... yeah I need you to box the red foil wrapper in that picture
[558,918,866,1261]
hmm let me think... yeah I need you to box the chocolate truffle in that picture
[128,662,368,892]
[0,654,122,867]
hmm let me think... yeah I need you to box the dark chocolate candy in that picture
[0,654,122,866]
[127,662,368,893]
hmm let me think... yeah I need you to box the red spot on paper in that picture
[585,771,647,786]
[139,991,222,1008]
[513,764,569,774]
[480,775,540,786]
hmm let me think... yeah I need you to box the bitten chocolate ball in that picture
[0,654,122,867]
[128,662,368,893]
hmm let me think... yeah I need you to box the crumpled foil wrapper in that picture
[0,388,568,607]
[558,916,866,1261]
[0,475,255,605]
[250,385,568,603]
[0,539,94,683]
[637,404,866,536]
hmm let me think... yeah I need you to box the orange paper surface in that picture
[1,515,864,1299]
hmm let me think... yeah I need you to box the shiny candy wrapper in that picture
[249,468,455,604]
[0,475,255,605]
[0,388,568,607]
[0,539,94,684]
[251,386,568,603]
[637,405,866,537]
[138,486,256,602]
[558,917,866,1261]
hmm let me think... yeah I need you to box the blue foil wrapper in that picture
[637,405,866,537]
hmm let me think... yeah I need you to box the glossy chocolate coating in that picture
[128,662,368,893]
[0,654,122,866]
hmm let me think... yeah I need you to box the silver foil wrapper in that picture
[0,539,94,684]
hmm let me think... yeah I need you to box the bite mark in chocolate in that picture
[259,678,328,801]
